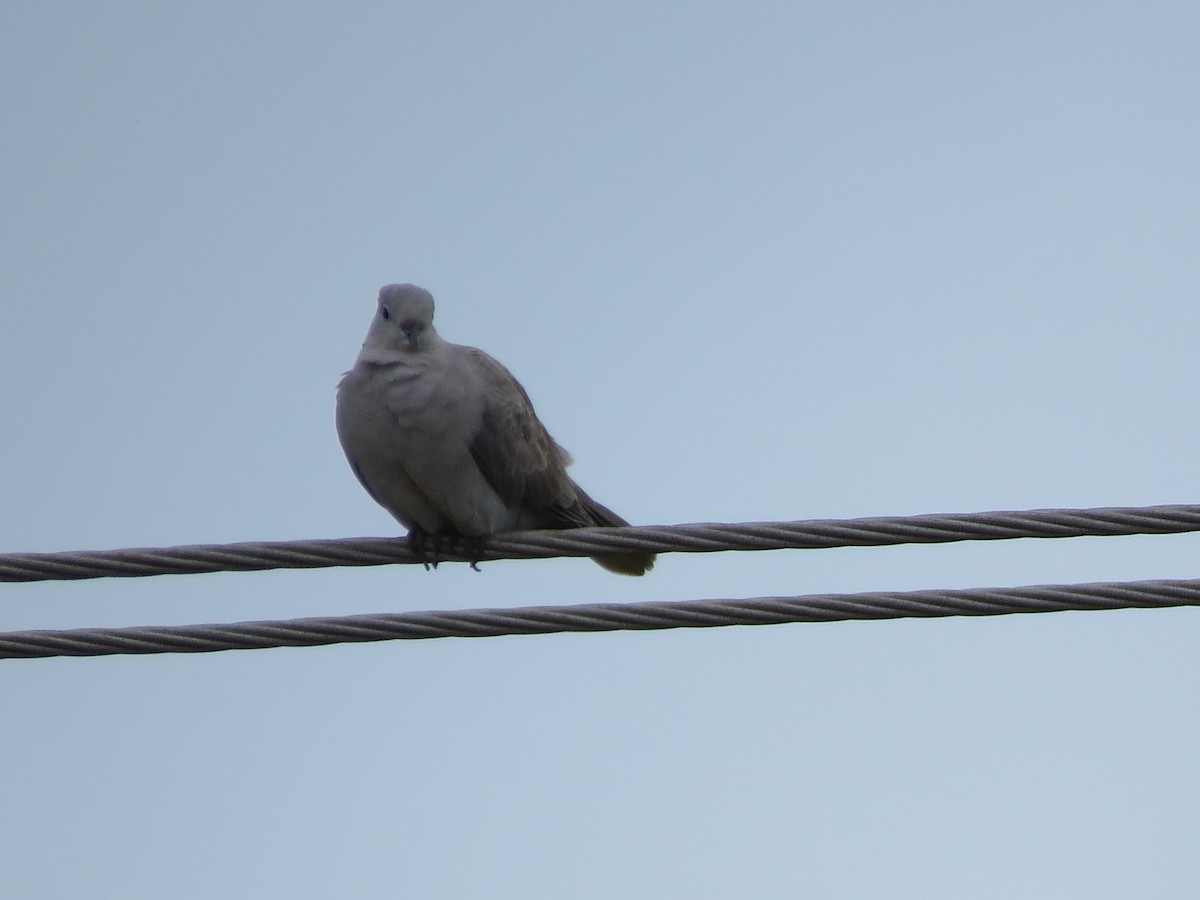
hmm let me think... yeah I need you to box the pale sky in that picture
[3,3,1199,897]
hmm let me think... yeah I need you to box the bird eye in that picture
[381,305,391,320]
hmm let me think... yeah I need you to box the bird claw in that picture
[450,534,485,572]
[407,528,439,570]
[460,536,484,573]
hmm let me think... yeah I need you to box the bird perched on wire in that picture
[335,283,655,575]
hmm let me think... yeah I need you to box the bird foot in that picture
[407,527,441,570]
[459,536,484,572]
[407,528,484,572]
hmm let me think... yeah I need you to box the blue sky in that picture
[3,2,1199,896]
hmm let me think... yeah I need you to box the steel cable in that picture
[3,503,1200,583]
[3,577,1199,659]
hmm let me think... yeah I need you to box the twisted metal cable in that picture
[3,577,1198,659]
[3,503,1200,583]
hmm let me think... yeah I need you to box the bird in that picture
[335,283,655,576]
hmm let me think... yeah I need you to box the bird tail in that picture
[574,489,656,576]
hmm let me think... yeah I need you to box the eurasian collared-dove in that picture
[335,284,654,576]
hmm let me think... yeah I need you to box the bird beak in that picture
[402,326,422,348]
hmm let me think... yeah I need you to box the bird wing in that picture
[461,347,593,526]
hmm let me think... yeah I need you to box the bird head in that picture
[364,283,438,354]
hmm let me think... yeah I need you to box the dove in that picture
[335,283,655,576]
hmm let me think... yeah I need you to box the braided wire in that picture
[3,577,1198,659]
[3,503,1200,583]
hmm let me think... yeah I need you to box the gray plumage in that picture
[335,284,654,576]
